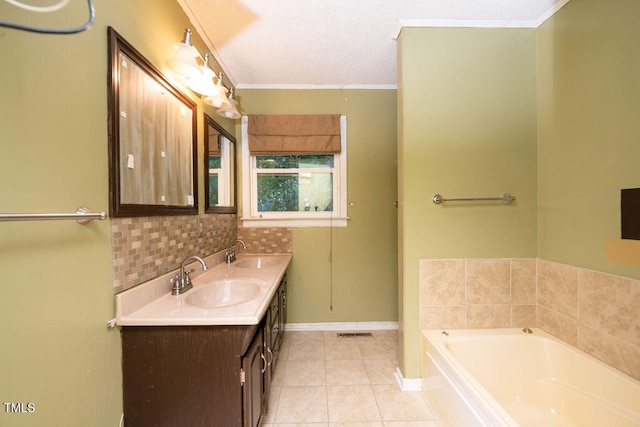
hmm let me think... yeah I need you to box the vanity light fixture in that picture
[166,28,202,79]
[216,88,241,120]
[186,54,221,96]
[203,71,230,109]
[167,29,241,120]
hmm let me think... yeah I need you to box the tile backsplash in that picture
[112,214,237,293]
[111,214,293,294]
[419,257,640,380]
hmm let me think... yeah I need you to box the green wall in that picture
[537,0,640,280]
[397,27,538,376]
[0,1,229,425]
[236,89,398,324]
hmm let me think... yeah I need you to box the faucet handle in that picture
[169,272,181,294]
[184,268,195,286]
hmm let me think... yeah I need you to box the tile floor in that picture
[261,329,442,427]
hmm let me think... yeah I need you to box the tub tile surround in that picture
[419,258,537,330]
[419,257,640,380]
[112,214,293,293]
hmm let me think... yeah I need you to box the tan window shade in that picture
[208,130,220,155]
[248,114,341,155]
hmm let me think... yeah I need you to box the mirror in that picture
[107,27,198,217]
[204,114,237,213]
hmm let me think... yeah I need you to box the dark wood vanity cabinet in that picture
[263,276,287,409]
[121,275,287,427]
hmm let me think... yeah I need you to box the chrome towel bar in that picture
[0,207,107,224]
[432,193,516,205]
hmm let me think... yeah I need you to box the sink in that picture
[185,279,261,308]
[234,257,278,269]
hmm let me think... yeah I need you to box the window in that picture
[208,136,232,207]
[241,116,347,227]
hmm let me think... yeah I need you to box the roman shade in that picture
[248,114,341,155]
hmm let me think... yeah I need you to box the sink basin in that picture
[185,279,261,308]
[234,257,278,269]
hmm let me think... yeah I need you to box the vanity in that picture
[116,253,291,427]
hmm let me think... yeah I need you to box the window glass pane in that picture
[208,174,219,205]
[257,173,333,212]
[209,155,221,169]
[256,155,334,169]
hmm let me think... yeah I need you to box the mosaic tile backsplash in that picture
[112,214,237,293]
[111,214,293,293]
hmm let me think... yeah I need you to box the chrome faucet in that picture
[171,255,208,295]
[225,239,246,263]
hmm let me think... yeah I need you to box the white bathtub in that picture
[422,328,640,427]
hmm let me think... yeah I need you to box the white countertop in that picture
[115,253,292,326]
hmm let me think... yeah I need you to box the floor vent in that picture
[337,332,373,338]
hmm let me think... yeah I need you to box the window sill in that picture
[240,216,349,228]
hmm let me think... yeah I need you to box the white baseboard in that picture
[284,321,399,331]
[394,367,423,392]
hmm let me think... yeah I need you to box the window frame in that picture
[241,115,348,228]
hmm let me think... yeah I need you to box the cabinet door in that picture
[278,275,287,347]
[242,327,264,427]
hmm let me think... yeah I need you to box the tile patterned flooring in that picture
[261,329,442,427]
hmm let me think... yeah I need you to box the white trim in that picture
[394,1,573,38]
[241,216,349,228]
[235,84,397,90]
[394,367,423,392]
[284,321,399,331]
[535,0,572,27]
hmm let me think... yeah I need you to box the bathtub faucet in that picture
[225,239,247,263]
[171,255,208,295]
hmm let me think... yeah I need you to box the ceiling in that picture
[177,0,569,89]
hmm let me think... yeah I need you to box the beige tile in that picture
[578,325,640,381]
[288,339,325,360]
[282,359,326,386]
[262,386,281,423]
[419,259,466,305]
[383,422,442,427]
[466,305,511,328]
[511,258,537,303]
[537,305,578,346]
[325,340,363,360]
[511,304,536,328]
[289,330,325,343]
[537,259,579,318]
[466,259,511,304]
[324,330,344,341]
[327,385,382,423]
[580,270,640,346]
[364,359,398,385]
[419,306,465,329]
[329,423,384,427]
[275,386,329,423]
[326,359,370,385]
[372,329,399,346]
[358,339,398,361]
[270,424,330,427]
[372,385,435,421]
[279,336,291,361]
[270,357,286,387]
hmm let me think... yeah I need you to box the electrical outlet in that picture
[197,219,203,238]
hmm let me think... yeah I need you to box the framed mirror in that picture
[204,114,237,213]
[107,27,198,217]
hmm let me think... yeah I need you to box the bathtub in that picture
[421,328,640,427]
